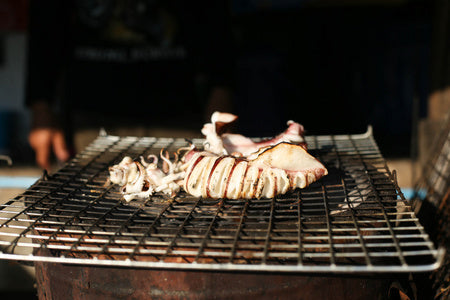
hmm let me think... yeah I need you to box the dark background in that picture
[229,0,432,157]
[0,0,439,161]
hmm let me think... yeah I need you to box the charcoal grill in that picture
[0,127,443,272]
[0,128,445,299]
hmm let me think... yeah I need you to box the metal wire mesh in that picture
[412,114,450,298]
[0,128,443,272]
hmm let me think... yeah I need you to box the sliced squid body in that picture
[183,142,328,199]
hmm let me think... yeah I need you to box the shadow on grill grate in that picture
[0,128,443,273]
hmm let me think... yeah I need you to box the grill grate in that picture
[0,128,443,272]
[412,114,450,298]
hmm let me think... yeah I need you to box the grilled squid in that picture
[183,143,327,199]
[108,112,328,201]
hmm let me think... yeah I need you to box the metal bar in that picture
[41,136,149,255]
[331,134,372,266]
[229,199,249,264]
[160,197,201,261]
[313,134,336,266]
[348,135,408,267]
[193,199,225,263]
[321,185,336,266]
[261,196,275,264]
[388,170,439,257]
[61,200,123,257]
[297,191,303,266]
[341,177,372,266]
[127,201,172,260]
[3,137,120,253]
[0,249,444,272]
[98,206,144,255]
[39,185,115,250]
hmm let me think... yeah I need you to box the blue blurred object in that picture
[0,176,39,189]
[401,188,427,200]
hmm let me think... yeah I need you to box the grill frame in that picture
[0,127,443,273]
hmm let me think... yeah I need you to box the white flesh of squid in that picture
[183,142,327,199]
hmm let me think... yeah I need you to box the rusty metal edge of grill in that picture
[0,126,445,273]
[0,249,445,273]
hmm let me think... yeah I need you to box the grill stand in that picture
[35,260,402,300]
[0,130,442,299]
